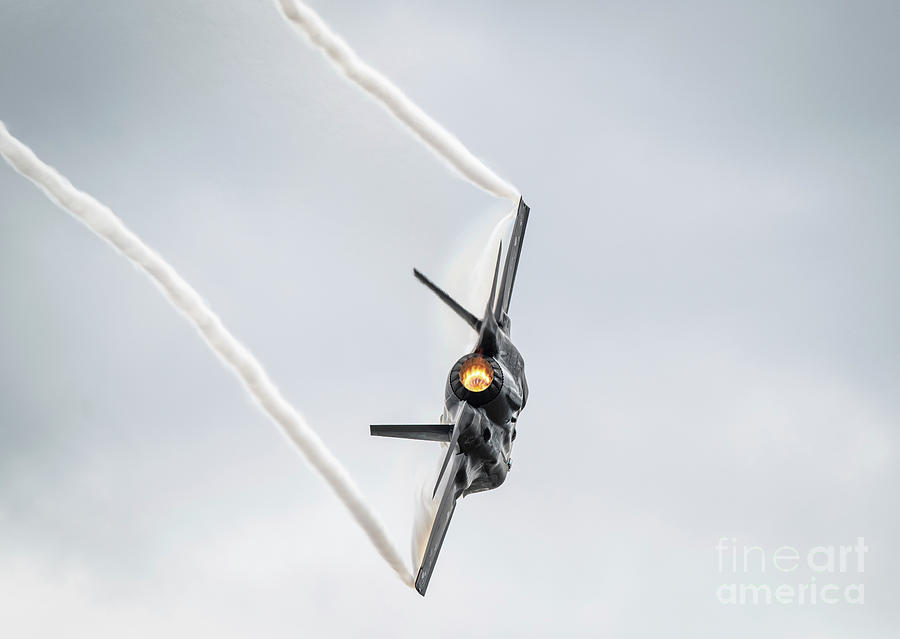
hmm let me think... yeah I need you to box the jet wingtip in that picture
[414,569,429,596]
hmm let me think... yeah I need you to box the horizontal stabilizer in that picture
[370,424,453,442]
[413,269,481,332]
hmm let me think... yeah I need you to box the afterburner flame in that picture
[460,356,493,392]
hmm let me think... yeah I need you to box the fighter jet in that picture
[370,197,530,596]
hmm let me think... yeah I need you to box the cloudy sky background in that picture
[1,1,899,636]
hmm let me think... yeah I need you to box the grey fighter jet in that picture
[371,197,530,596]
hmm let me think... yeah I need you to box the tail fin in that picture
[413,269,481,332]
[485,242,503,318]
[475,243,504,355]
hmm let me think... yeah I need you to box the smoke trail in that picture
[275,0,519,202]
[0,121,413,587]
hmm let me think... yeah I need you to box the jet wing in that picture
[415,450,464,596]
[495,197,530,323]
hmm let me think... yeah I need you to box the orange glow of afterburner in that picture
[460,357,494,392]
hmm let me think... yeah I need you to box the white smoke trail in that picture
[0,121,414,587]
[275,0,519,202]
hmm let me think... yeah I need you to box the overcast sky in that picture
[1,1,899,637]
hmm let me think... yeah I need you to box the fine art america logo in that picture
[715,537,867,605]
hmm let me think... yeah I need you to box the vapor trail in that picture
[0,121,413,587]
[275,0,519,202]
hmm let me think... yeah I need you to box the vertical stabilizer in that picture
[476,243,504,355]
